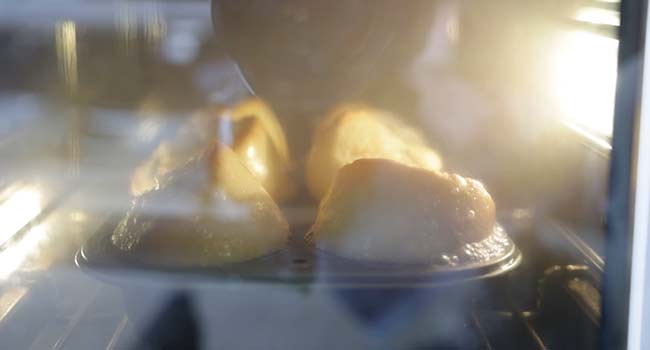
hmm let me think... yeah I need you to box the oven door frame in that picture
[602,0,649,349]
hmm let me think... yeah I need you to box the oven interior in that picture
[0,0,622,349]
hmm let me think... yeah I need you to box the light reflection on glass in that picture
[218,117,234,146]
[575,7,620,26]
[0,224,49,279]
[0,188,42,246]
[117,4,137,53]
[564,121,613,151]
[145,8,167,45]
[550,30,618,136]
[162,26,200,65]
[55,20,78,95]
[137,118,162,143]
[445,17,459,43]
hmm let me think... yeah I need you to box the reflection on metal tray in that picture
[76,216,522,288]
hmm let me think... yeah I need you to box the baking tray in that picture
[76,214,522,288]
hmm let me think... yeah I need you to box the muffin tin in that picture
[76,213,521,288]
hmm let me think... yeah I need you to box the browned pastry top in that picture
[306,103,442,199]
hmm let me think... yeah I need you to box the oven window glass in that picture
[0,1,627,349]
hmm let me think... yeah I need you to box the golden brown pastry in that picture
[114,142,290,266]
[306,104,442,199]
[308,159,496,265]
[130,98,292,201]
